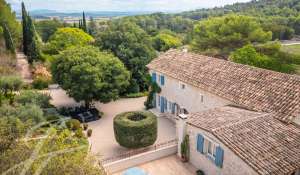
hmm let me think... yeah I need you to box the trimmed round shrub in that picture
[66,119,81,131]
[114,111,157,148]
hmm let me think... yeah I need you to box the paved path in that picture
[49,89,176,159]
[113,155,197,175]
[16,52,32,83]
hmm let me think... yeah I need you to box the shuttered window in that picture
[215,146,224,168]
[152,72,157,83]
[197,134,204,153]
[160,75,165,86]
[197,134,224,168]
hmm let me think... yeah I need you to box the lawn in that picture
[281,44,300,55]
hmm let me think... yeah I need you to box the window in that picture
[160,75,165,86]
[151,72,157,83]
[169,102,172,111]
[203,137,217,159]
[200,94,204,103]
[197,134,224,168]
[179,82,186,90]
[158,95,160,106]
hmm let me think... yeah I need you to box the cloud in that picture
[7,0,251,12]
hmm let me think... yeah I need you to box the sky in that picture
[7,0,250,12]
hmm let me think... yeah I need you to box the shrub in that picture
[113,111,157,148]
[16,90,51,108]
[180,135,190,162]
[66,119,81,131]
[87,129,92,137]
[32,76,50,90]
[196,170,205,175]
[74,128,85,138]
[83,123,88,130]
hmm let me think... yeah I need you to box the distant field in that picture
[281,44,300,55]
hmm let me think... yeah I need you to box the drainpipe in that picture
[177,113,187,158]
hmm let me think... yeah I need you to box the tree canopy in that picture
[96,20,156,93]
[35,19,64,42]
[191,15,272,57]
[46,27,94,55]
[51,46,129,108]
[153,31,183,52]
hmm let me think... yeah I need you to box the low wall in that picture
[103,144,177,173]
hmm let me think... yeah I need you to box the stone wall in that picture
[186,125,258,175]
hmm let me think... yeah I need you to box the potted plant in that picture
[180,135,190,162]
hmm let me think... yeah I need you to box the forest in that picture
[1,0,300,174]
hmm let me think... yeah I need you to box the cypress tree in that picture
[2,22,15,53]
[79,19,82,29]
[88,16,97,36]
[82,12,87,32]
[21,2,28,55]
[26,15,42,63]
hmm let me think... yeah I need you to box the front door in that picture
[160,96,164,113]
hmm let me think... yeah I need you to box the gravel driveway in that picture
[49,88,176,159]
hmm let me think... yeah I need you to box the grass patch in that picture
[281,44,300,55]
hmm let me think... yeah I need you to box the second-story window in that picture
[160,75,165,86]
[179,82,186,90]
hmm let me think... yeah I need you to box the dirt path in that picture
[16,52,33,83]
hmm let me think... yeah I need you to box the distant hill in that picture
[16,9,153,20]
[176,0,300,20]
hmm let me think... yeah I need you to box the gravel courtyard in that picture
[49,88,176,159]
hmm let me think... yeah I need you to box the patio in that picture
[49,88,177,159]
[113,155,197,175]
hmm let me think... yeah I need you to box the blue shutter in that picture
[215,146,224,168]
[161,75,165,86]
[197,134,204,153]
[152,73,157,83]
[160,96,164,113]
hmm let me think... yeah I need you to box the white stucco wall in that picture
[151,70,232,114]
[186,125,258,175]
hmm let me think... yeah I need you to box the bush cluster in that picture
[113,111,157,148]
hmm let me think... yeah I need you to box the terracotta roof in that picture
[187,106,300,175]
[147,49,300,123]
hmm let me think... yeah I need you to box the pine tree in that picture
[21,2,28,55]
[82,12,87,32]
[2,22,15,53]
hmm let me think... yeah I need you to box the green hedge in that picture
[113,111,157,148]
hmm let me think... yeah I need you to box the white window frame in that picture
[203,136,217,160]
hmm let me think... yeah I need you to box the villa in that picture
[147,49,300,175]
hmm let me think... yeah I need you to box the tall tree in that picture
[82,12,87,32]
[88,16,97,36]
[51,46,130,108]
[21,2,28,55]
[26,16,42,63]
[2,22,15,53]
[96,20,157,93]
[191,15,272,57]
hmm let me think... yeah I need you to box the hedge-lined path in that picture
[16,52,33,83]
[48,88,176,159]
